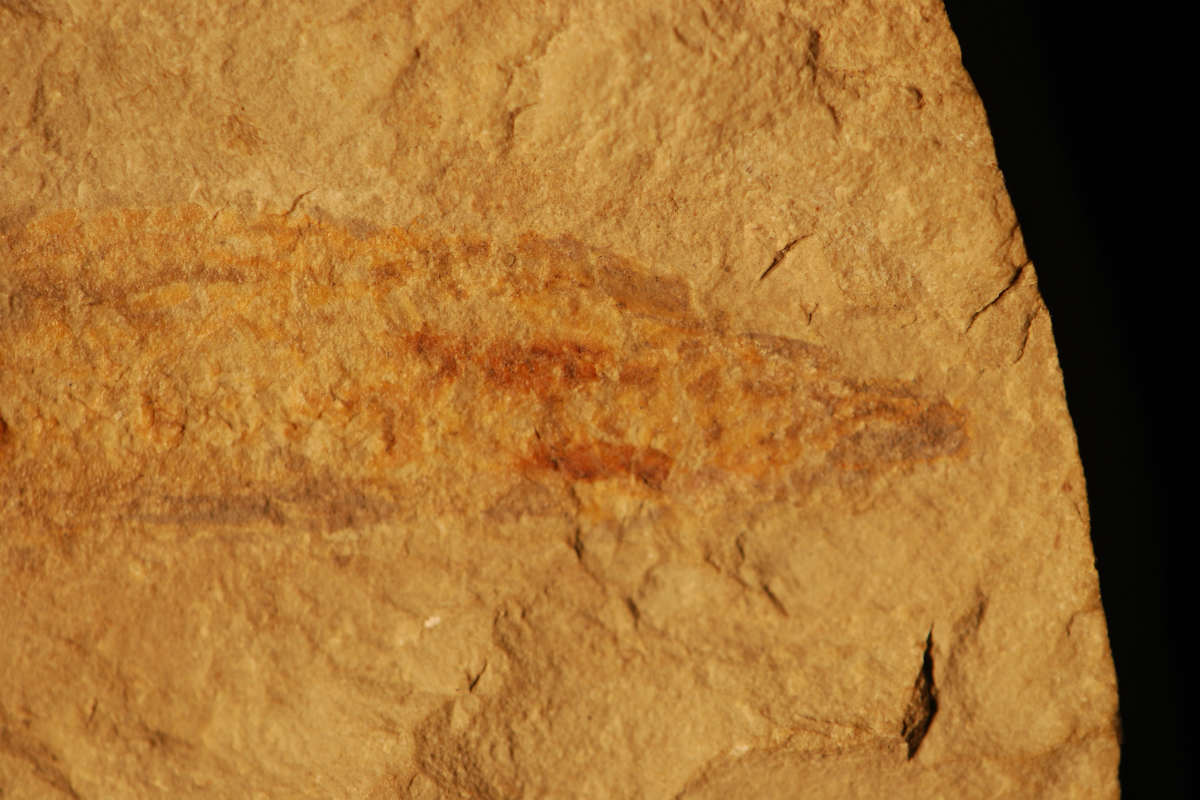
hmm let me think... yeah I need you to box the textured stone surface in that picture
[0,1,1118,797]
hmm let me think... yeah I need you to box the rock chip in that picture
[0,1,1118,797]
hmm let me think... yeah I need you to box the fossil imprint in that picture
[0,206,966,529]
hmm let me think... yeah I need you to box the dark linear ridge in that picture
[900,630,939,759]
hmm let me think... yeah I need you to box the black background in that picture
[941,2,1188,796]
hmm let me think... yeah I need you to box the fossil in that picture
[1,206,966,533]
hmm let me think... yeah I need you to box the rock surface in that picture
[0,1,1119,797]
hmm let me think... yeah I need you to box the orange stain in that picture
[0,205,969,527]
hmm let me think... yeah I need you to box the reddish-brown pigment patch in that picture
[478,339,606,395]
[0,206,967,529]
[529,438,674,490]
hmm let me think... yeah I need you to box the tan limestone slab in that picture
[0,1,1118,797]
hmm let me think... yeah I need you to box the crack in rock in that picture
[900,630,939,759]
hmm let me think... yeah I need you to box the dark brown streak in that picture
[900,630,938,759]
[283,188,316,218]
[625,597,641,624]
[672,26,702,54]
[468,662,487,692]
[570,525,584,560]
[760,582,789,617]
[759,235,807,281]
